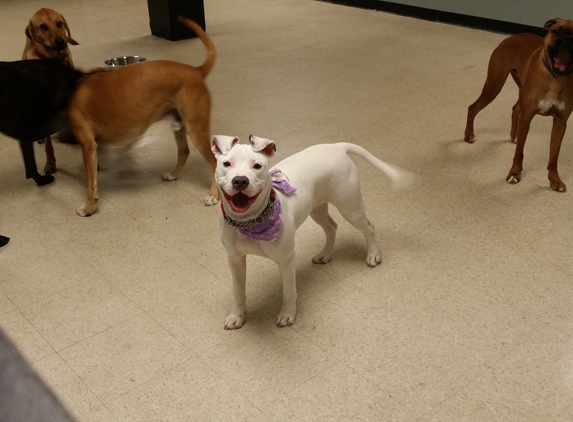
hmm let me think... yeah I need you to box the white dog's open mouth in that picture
[223,191,260,213]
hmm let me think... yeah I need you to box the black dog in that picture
[0,59,83,185]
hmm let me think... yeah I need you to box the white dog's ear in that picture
[211,135,239,156]
[249,135,276,156]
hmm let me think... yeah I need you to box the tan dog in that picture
[464,18,573,192]
[68,17,217,216]
[22,8,79,174]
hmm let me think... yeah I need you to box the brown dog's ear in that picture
[24,20,34,41]
[541,18,559,36]
[62,15,79,45]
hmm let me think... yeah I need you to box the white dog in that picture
[212,135,411,329]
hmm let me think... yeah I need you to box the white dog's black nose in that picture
[232,176,249,191]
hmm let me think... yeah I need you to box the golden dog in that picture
[68,18,217,216]
[22,8,79,174]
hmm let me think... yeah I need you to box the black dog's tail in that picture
[178,17,216,77]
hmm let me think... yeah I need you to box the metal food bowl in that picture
[104,55,147,69]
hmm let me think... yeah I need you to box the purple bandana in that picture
[222,169,296,242]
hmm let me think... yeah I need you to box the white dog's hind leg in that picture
[333,191,381,267]
[310,203,338,264]
[224,254,248,330]
[276,253,297,327]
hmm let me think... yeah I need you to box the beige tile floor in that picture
[1,0,573,420]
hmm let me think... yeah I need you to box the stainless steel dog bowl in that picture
[104,55,147,69]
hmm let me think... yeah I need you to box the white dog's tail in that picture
[340,143,414,188]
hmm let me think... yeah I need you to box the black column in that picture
[147,0,206,41]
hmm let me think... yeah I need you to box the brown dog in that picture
[68,17,217,217]
[22,8,79,174]
[464,18,573,192]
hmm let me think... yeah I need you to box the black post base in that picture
[0,235,10,248]
[147,0,206,41]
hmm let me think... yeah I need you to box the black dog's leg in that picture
[18,141,54,186]
[0,235,9,247]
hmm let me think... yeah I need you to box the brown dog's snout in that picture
[53,37,67,50]
[232,176,249,191]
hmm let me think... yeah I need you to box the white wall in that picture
[383,0,573,27]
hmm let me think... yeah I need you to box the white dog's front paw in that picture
[276,308,296,327]
[162,172,178,181]
[366,254,381,267]
[312,253,331,264]
[224,313,245,330]
[204,195,219,206]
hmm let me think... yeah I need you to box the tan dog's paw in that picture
[224,313,245,330]
[44,162,57,174]
[76,203,97,217]
[204,195,219,206]
[162,172,178,181]
[464,134,476,143]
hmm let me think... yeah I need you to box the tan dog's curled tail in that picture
[177,16,215,77]
[340,143,414,188]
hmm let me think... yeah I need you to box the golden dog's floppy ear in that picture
[62,15,79,45]
[24,20,35,41]
[541,18,559,37]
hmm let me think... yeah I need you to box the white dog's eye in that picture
[223,161,231,168]
[253,163,262,170]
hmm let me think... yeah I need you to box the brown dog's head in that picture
[541,18,573,77]
[25,8,79,53]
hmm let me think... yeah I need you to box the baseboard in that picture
[318,0,540,35]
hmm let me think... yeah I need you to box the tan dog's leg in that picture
[192,130,219,205]
[44,135,57,173]
[547,116,569,192]
[179,98,220,205]
[76,134,99,217]
[162,126,190,181]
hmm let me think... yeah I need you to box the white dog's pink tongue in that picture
[231,193,250,212]
[555,50,570,71]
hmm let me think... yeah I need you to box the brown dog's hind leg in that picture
[464,49,513,143]
[509,71,523,143]
[510,100,520,143]
[191,126,219,205]
[178,95,220,206]
[76,133,99,217]
[44,135,57,173]
[162,126,189,181]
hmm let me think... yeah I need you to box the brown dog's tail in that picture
[178,16,216,77]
